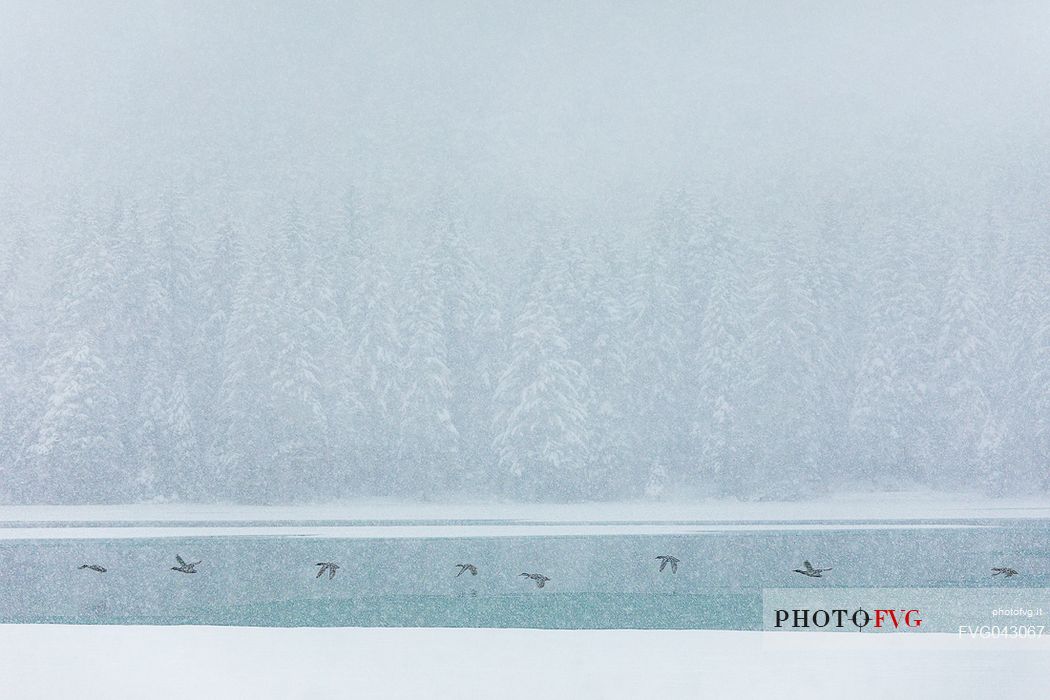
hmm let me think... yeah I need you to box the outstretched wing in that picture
[659,558,668,572]
[316,565,326,578]
[670,561,678,574]
[802,560,814,573]
[176,555,187,567]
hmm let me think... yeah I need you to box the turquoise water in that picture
[0,520,1046,628]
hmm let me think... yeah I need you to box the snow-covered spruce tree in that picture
[132,352,197,500]
[1030,319,1050,493]
[196,218,244,483]
[807,200,864,480]
[0,199,30,480]
[847,229,936,489]
[217,208,342,502]
[266,206,333,500]
[624,245,688,494]
[125,191,204,500]
[0,301,17,491]
[397,252,458,499]
[339,248,401,495]
[739,245,831,500]
[926,250,992,489]
[492,263,590,500]
[22,202,128,502]
[644,460,668,501]
[991,231,1050,493]
[571,239,633,498]
[315,191,367,490]
[425,222,502,492]
[216,254,278,500]
[693,227,749,497]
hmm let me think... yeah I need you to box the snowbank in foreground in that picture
[1,491,1049,524]
[1,626,1046,700]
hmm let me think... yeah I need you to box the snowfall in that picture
[2,492,1049,699]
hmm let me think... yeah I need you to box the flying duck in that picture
[455,564,478,577]
[656,555,680,573]
[78,564,107,573]
[316,562,340,580]
[793,560,831,578]
[520,572,551,588]
[992,567,1020,577]
[171,555,200,574]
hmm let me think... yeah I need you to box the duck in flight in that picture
[992,567,1020,577]
[520,573,551,588]
[78,564,107,573]
[793,561,831,578]
[316,562,340,580]
[656,555,680,574]
[455,564,478,577]
[171,555,200,574]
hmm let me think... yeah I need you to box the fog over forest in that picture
[2,1,1050,503]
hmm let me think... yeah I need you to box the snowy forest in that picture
[2,2,1050,503]
[2,187,1049,503]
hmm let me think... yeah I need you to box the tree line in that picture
[1,189,1048,503]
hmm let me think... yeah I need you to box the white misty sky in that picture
[1,0,1049,238]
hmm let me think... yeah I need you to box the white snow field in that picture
[1,491,1047,524]
[1,626,1047,700]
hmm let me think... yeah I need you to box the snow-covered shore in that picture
[1,626,1046,699]
[0,521,990,540]
[1,491,1048,525]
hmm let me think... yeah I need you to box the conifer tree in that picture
[492,262,589,500]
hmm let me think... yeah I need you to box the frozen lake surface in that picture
[0,515,1046,628]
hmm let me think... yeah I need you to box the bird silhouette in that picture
[78,564,107,573]
[793,560,831,578]
[316,562,340,580]
[171,555,200,574]
[992,567,1020,577]
[520,572,550,588]
[656,555,680,573]
[455,564,478,577]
